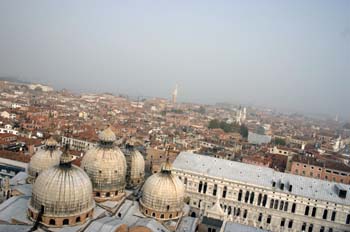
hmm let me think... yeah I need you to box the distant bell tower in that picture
[172,84,178,104]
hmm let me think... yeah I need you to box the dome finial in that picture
[98,125,116,144]
[60,144,74,166]
[45,136,58,150]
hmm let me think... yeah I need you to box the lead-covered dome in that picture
[81,126,127,202]
[27,137,62,183]
[125,146,145,189]
[140,160,184,220]
[28,148,95,227]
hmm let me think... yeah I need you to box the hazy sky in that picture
[0,1,349,117]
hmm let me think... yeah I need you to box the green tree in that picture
[240,124,249,138]
[208,119,220,129]
[274,138,286,146]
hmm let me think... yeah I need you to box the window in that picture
[63,219,69,225]
[301,222,306,231]
[304,206,309,215]
[249,192,254,204]
[160,214,164,218]
[184,177,187,185]
[320,226,325,232]
[274,200,279,209]
[238,190,242,201]
[279,201,284,210]
[76,217,81,223]
[49,219,55,225]
[284,202,288,211]
[331,211,336,221]
[266,215,271,224]
[291,203,296,213]
[346,214,350,224]
[308,224,313,232]
[280,218,285,227]
[288,220,293,228]
[257,193,262,206]
[244,191,250,203]
[204,182,208,194]
[270,199,274,208]
[213,184,217,196]
[262,194,268,207]
[311,207,316,217]
[322,209,328,220]
[236,208,240,216]
[222,186,227,198]
[243,209,247,218]
[258,213,262,222]
[198,181,203,192]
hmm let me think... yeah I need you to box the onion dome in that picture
[140,160,184,220]
[125,147,145,189]
[81,126,127,202]
[28,147,95,228]
[27,137,61,183]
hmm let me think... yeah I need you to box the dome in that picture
[125,148,145,189]
[98,126,116,142]
[28,149,95,227]
[81,127,127,202]
[140,161,184,220]
[27,138,61,183]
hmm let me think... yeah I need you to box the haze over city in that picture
[0,0,349,117]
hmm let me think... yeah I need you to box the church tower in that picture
[172,84,178,104]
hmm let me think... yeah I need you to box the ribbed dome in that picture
[140,161,184,220]
[81,129,127,201]
[27,139,61,183]
[98,127,116,142]
[125,149,145,188]
[28,150,95,227]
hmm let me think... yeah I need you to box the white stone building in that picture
[172,152,350,232]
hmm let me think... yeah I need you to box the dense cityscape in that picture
[0,80,349,232]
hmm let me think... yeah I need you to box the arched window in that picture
[274,200,279,209]
[346,214,350,224]
[262,194,268,207]
[222,186,227,198]
[257,193,262,206]
[169,214,172,218]
[96,192,100,197]
[244,191,250,203]
[249,192,255,204]
[291,203,296,213]
[63,219,69,225]
[228,206,232,215]
[203,182,208,194]
[167,205,170,211]
[184,177,187,185]
[311,207,316,217]
[323,209,328,219]
[243,209,248,218]
[160,214,164,219]
[152,212,155,217]
[279,201,284,210]
[49,219,55,225]
[76,217,81,223]
[213,184,217,196]
[198,181,203,193]
[238,189,242,201]
[145,210,148,214]
[284,202,288,211]
[115,191,118,195]
[106,192,110,197]
[304,206,309,215]
[270,199,274,208]
[331,211,336,221]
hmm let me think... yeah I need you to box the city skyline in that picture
[0,1,349,118]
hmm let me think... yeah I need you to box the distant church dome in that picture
[28,147,95,227]
[140,160,184,220]
[124,146,145,189]
[27,137,62,183]
[81,126,127,202]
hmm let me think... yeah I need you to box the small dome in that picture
[27,139,61,183]
[45,136,58,147]
[81,133,127,202]
[140,161,184,220]
[98,126,116,142]
[125,149,145,188]
[28,150,95,227]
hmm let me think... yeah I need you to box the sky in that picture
[0,1,349,117]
